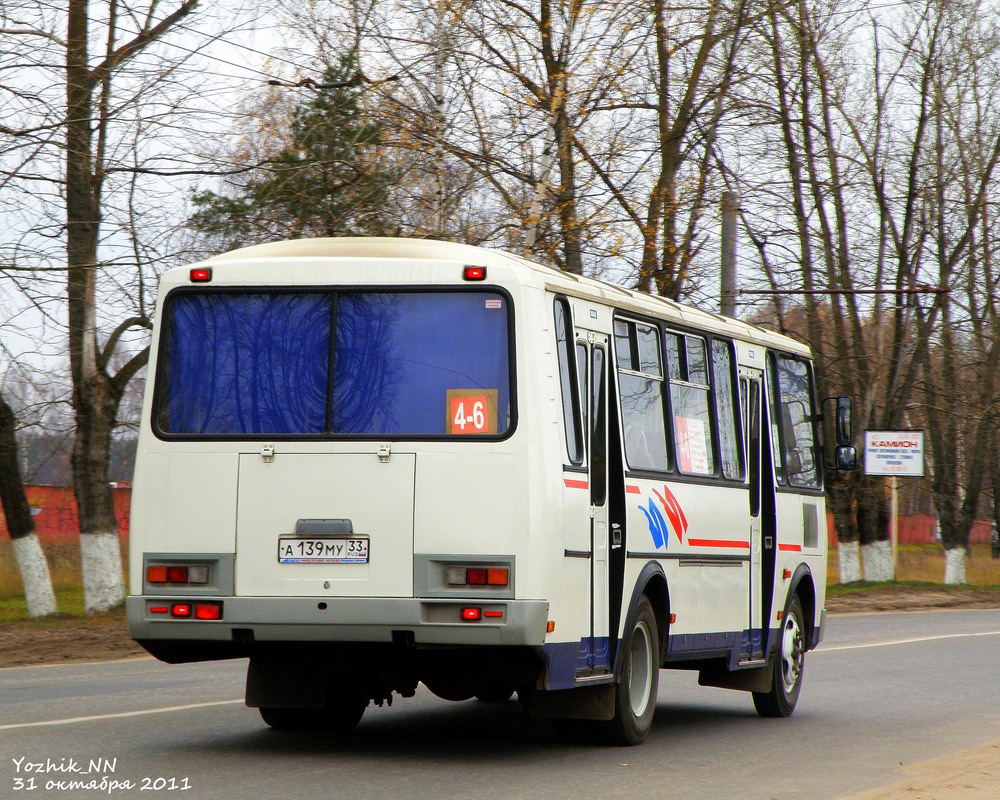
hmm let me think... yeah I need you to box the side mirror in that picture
[823,396,856,470]
[834,445,858,471]
[834,396,852,445]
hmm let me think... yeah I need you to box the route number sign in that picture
[446,389,499,435]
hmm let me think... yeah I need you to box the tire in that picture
[260,689,367,732]
[753,595,805,718]
[474,684,516,703]
[594,595,659,746]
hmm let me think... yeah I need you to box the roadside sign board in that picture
[864,430,925,477]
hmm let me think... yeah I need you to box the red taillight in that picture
[170,604,192,618]
[466,568,488,585]
[190,267,212,282]
[445,564,511,587]
[147,564,209,585]
[463,265,486,281]
[461,607,482,621]
[483,610,503,619]
[166,566,189,584]
[149,606,169,614]
[194,603,222,620]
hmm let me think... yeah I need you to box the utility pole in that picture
[720,191,739,318]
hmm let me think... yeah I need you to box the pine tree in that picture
[190,57,398,249]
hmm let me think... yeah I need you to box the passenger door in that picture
[745,368,779,657]
[577,330,612,676]
[742,369,765,659]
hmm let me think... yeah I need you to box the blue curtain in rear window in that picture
[333,293,509,434]
[163,293,331,434]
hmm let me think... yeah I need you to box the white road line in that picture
[0,700,244,731]
[818,629,1000,652]
[0,656,153,672]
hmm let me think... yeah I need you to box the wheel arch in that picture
[787,564,816,648]
[615,561,669,674]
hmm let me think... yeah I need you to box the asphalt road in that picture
[2,609,998,800]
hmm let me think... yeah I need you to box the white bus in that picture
[127,237,855,745]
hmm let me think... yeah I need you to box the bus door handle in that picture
[611,524,622,549]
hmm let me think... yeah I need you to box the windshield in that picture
[156,290,512,437]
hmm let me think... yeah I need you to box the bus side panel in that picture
[413,452,528,580]
[129,451,239,588]
[774,493,827,641]
[623,479,750,653]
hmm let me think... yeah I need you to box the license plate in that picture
[278,537,369,564]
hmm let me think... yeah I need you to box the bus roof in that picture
[197,237,810,357]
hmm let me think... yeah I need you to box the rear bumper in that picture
[127,595,549,648]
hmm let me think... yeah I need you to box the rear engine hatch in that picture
[235,452,414,597]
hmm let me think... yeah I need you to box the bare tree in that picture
[909,0,1000,583]
[2,1,261,611]
[0,383,57,617]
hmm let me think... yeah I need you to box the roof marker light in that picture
[463,265,486,281]
[190,267,212,283]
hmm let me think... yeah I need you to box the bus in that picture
[127,237,855,745]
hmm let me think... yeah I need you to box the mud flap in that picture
[245,659,326,709]
[527,684,616,721]
[698,664,772,694]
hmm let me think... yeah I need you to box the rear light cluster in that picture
[147,565,209,585]
[461,607,504,622]
[149,602,222,620]
[446,566,509,587]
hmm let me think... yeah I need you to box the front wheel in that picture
[594,595,659,746]
[753,595,806,718]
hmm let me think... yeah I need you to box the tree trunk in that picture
[0,393,57,617]
[71,374,126,611]
[66,0,125,613]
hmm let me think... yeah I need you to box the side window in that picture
[615,319,669,472]
[666,332,716,476]
[770,353,820,488]
[554,298,583,465]
[712,339,742,480]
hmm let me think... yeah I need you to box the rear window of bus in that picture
[154,290,512,437]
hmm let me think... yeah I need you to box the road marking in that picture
[0,656,153,672]
[0,699,244,731]
[818,629,1000,652]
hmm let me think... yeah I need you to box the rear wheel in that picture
[260,689,368,732]
[753,595,805,718]
[594,595,659,746]
[474,683,516,703]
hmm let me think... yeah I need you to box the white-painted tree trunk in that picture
[838,541,863,583]
[12,533,57,617]
[80,530,126,613]
[943,547,967,585]
[861,541,894,582]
